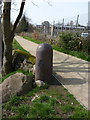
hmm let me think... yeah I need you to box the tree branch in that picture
[12,0,26,33]
[43,0,52,6]
[31,0,39,8]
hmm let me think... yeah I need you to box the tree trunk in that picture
[2,1,26,76]
[2,2,13,75]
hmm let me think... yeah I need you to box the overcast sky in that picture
[11,0,89,25]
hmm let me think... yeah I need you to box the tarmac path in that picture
[15,36,90,110]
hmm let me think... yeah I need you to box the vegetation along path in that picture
[15,36,89,110]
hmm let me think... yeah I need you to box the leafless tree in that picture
[2,0,26,75]
[2,0,52,76]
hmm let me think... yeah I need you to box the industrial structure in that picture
[36,20,85,36]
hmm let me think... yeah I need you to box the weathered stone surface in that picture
[32,64,35,75]
[35,80,45,87]
[20,59,33,73]
[12,53,26,70]
[12,49,35,71]
[0,73,33,103]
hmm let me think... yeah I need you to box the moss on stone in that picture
[13,49,36,65]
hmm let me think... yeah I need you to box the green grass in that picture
[11,104,30,118]
[23,36,90,62]
[0,69,33,83]
[13,39,30,53]
[0,71,17,83]
[52,45,90,62]
[13,39,36,64]
[23,36,43,44]
[2,82,89,119]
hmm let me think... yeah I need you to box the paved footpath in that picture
[15,36,90,110]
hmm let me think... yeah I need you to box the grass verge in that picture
[13,39,30,53]
[2,76,89,119]
[0,69,33,83]
[23,36,90,62]
[13,39,36,64]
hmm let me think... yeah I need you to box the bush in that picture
[59,32,81,51]
[81,36,90,54]
[59,31,90,55]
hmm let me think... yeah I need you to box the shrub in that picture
[33,32,39,40]
[59,32,80,51]
[81,36,90,54]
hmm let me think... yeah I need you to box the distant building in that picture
[88,1,90,27]
[42,21,50,34]
[36,25,42,32]
[36,21,85,36]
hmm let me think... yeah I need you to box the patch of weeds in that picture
[69,106,88,118]
[17,69,33,76]
[25,84,49,98]
[60,104,75,114]
[56,94,63,99]
[31,87,41,93]
[23,36,43,44]
[34,95,58,106]
[2,96,25,111]
[10,96,57,119]
[25,91,35,97]
[0,69,33,83]
[9,96,24,106]
[88,111,90,119]
[66,94,74,98]
[64,87,68,91]
[0,71,17,83]
[29,101,55,118]
[33,84,49,92]
[39,95,50,102]
[11,104,30,118]
[69,51,90,62]
[27,95,58,118]
[13,39,28,53]
[3,102,11,111]
[66,94,77,103]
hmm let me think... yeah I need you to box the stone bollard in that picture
[35,43,53,83]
